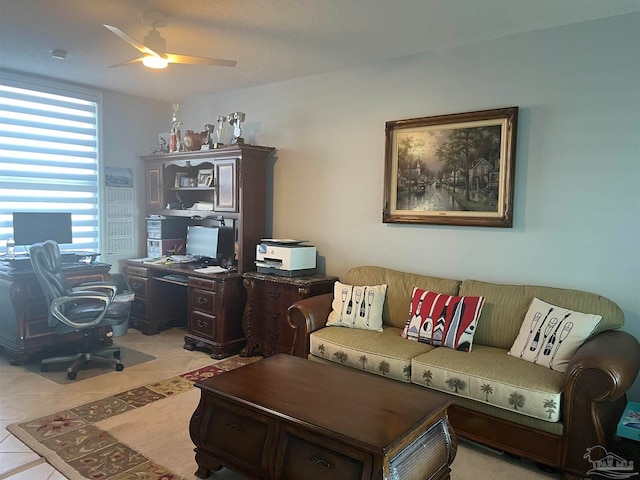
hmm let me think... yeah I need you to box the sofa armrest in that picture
[562,330,640,476]
[287,293,333,358]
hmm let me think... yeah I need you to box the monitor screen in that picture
[12,212,73,246]
[186,226,234,263]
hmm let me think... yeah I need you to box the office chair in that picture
[29,240,131,380]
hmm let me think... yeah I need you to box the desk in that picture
[125,260,245,359]
[0,262,112,365]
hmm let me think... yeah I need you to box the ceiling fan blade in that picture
[107,57,145,68]
[165,53,237,67]
[104,24,159,57]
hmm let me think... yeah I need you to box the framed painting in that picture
[383,107,518,227]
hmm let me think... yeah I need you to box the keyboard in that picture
[160,274,188,285]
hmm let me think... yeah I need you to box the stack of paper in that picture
[193,266,228,274]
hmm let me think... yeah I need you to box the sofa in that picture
[287,266,640,479]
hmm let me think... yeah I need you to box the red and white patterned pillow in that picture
[401,288,485,352]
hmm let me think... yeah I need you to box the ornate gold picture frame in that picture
[383,107,518,227]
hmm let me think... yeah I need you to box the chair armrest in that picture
[73,282,118,300]
[51,292,111,329]
[562,330,640,476]
[287,293,333,358]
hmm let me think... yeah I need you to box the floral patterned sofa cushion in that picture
[411,344,565,422]
[309,325,435,382]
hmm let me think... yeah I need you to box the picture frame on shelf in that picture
[383,107,518,227]
[180,176,196,188]
[197,168,214,187]
[174,172,187,188]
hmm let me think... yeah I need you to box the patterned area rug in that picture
[7,356,260,480]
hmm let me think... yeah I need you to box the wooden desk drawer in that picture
[189,277,216,291]
[25,318,54,338]
[278,425,370,480]
[127,266,148,277]
[190,311,215,338]
[128,276,147,297]
[130,298,147,319]
[255,287,298,306]
[191,288,216,314]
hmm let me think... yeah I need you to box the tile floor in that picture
[0,327,218,480]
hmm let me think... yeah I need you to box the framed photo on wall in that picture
[383,107,518,227]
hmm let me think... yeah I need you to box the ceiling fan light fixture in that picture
[50,49,67,60]
[142,55,168,69]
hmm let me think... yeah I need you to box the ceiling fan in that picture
[104,10,237,69]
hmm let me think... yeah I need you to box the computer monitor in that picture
[186,226,235,264]
[12,212,73,246]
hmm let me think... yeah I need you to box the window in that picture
[0,72,101,255]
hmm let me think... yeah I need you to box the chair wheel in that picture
[40,364,48,372]
[67,372,77,380]
[113,351,121,359]
[116,364,124,372]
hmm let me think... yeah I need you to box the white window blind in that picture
[0,72,101,255]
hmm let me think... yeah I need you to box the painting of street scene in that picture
[396,124,501,211]
[383,107,517,227]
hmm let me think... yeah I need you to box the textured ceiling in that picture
[1,0,639,102]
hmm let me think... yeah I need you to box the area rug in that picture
[25,346,156,384]
[7,356,261,480]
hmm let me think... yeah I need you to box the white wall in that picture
[178,14,640,399]
[101,91,167,271]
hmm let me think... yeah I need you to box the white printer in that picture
[255,240,316,277]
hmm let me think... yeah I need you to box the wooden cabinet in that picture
[240,272,338,357]
[0,263,111,364]
[140,145,275,274]
[184,273,246,359]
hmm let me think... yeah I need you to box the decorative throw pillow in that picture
[508,297,602,372]
[401,288,485,352]
[326,281,387,332]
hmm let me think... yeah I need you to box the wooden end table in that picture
[190,354,456,480]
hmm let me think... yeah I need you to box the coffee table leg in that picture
[194,451,223,478]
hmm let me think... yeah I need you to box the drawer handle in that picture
[307,456,330,469]
[266,289,281,298]
[224,423,242,432]
[267,330,279,338]
[267,310,280,319]
[196,296,208,304]
[196,320,207,328]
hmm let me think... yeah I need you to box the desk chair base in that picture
[40,345,124,380]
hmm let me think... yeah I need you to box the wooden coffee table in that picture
[190,354,456,480]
